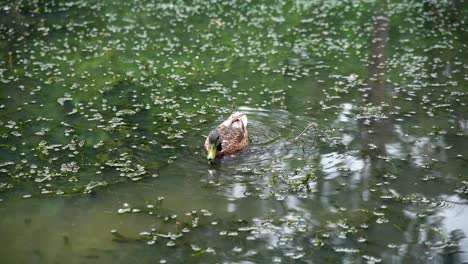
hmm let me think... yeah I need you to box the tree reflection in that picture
[351,2,466,263]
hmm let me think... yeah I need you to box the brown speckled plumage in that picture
[204,112,248,157]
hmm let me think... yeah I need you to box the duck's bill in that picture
[207,145,217,161]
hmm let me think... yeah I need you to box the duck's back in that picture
[219,112,248,155]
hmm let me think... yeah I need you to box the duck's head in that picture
[207,130,222,161]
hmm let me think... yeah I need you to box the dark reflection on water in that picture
[0,0,467,263]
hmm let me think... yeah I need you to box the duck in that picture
[205,112,248,161]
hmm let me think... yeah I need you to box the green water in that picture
[1,0,467,263]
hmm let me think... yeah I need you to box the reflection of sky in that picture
[438,195,468,262]
[385,143,404,159]
[320,152,365,180]
[337,103,353,123]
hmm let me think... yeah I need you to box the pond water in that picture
[0,0,467,263]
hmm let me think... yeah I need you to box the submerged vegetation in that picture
[0,0,467,263]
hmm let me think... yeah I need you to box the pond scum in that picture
[0,0,467,263]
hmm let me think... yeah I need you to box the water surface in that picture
[0,0,467,263]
